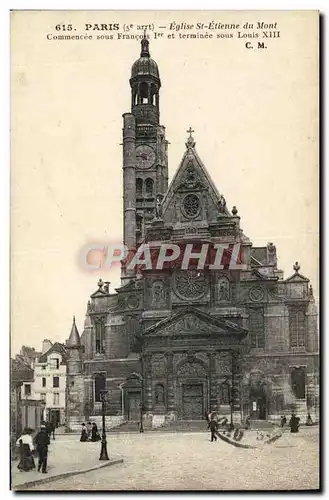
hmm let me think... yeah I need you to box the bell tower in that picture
[122,36,169,281]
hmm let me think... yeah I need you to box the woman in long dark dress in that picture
[16,428,36,471]
[91,423,101,442]
[80,423,89,442]
[289,413,300,433]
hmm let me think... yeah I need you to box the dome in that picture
[131,57,160,79]
[130,36,160,80]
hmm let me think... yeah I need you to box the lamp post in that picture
[99,390,109,461]
[229,351,235,431]
[139,403,144,433]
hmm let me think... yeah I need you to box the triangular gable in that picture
[38,342,68,363]
[90,288,108,298]
[285,272,310,283]
[143,307,247,338]
[162,145,230,218]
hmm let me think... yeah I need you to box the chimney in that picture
[42,339,53,354]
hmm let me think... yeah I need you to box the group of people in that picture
[80,422,101,442]
[16,420,54,474]
[280,412,313,432]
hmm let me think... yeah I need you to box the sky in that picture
[10,10,319,354]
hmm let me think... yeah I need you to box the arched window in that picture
[289,308,306,347]
[150,84,157,105]
[136,178,143,197]
[94,373,106,403]
[95,319,105,354]
[145,178,154,197]
[139,82,148,104]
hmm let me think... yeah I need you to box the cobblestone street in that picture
[28,427,319,491]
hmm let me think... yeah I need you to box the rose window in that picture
[173,270,207,300]
[183,194,200,218]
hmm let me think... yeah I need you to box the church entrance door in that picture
[127,392,141,421]
[182,384,203,420]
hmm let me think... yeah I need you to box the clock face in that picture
[136,145,156,169]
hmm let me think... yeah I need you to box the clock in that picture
[135,144,156,169]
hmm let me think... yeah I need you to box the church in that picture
[65,36,319,430]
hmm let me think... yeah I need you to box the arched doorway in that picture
[250,383,268,420]
[122,373,142,421]
[176,360,207,420]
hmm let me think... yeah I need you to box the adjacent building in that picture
[65,37,319,430]
[21,340,68,426]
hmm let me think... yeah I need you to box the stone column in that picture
[143,354,153,412]
[166,352,175,412]
[231,350,242,423]
[208,351,217,412]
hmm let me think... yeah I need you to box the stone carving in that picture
[177,361,206,378]
[267,242,277,266]
[218,195,227,214]
[155,384,165,404]
[220,358,231,375]
[173,270,207,300]
[127,295,139,309]
[117,295,125,309]
[180,165,204,191]
[152,280,167,309]
[152,354,166,376]
[218,277,230,302]
[249,286,265,302]
[182,193,200,218]
[162,315,210,336]
[155,194,163,218]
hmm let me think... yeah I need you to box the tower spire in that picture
[140,30,150,57]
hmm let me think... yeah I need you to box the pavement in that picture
[24,426,319,491]
[11,436,123,490]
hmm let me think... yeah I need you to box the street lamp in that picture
[139,403,144,433]
[229,351,235,431]
[99,390,109,461]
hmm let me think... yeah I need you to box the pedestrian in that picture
[306,413,313,426]
[16,427,36,472]
[91,423,101,442]
[50,420,56,440]
[80,423,89,442]
[280,415,287,427]
[45,421,52,440]
[208,417,219,442]
[289,413,300,433]
[34,422,50,473]
[86,422,92,440]
[244,415,251,430]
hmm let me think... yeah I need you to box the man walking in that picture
[208,417,219,442]
[35,422,50,473]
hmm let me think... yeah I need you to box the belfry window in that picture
[145,178,154,197]
[136,178,143,197]
[95,319,105,354]
[150,84,157,105]
[289,308,306,347]
[139,82,148,104]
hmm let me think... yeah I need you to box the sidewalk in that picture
[11,435,123,490]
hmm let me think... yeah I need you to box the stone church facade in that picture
[65,37,319,430]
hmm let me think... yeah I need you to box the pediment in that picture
[143,308,247,338]
[285,272,309,283]
[162,146,226,218]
